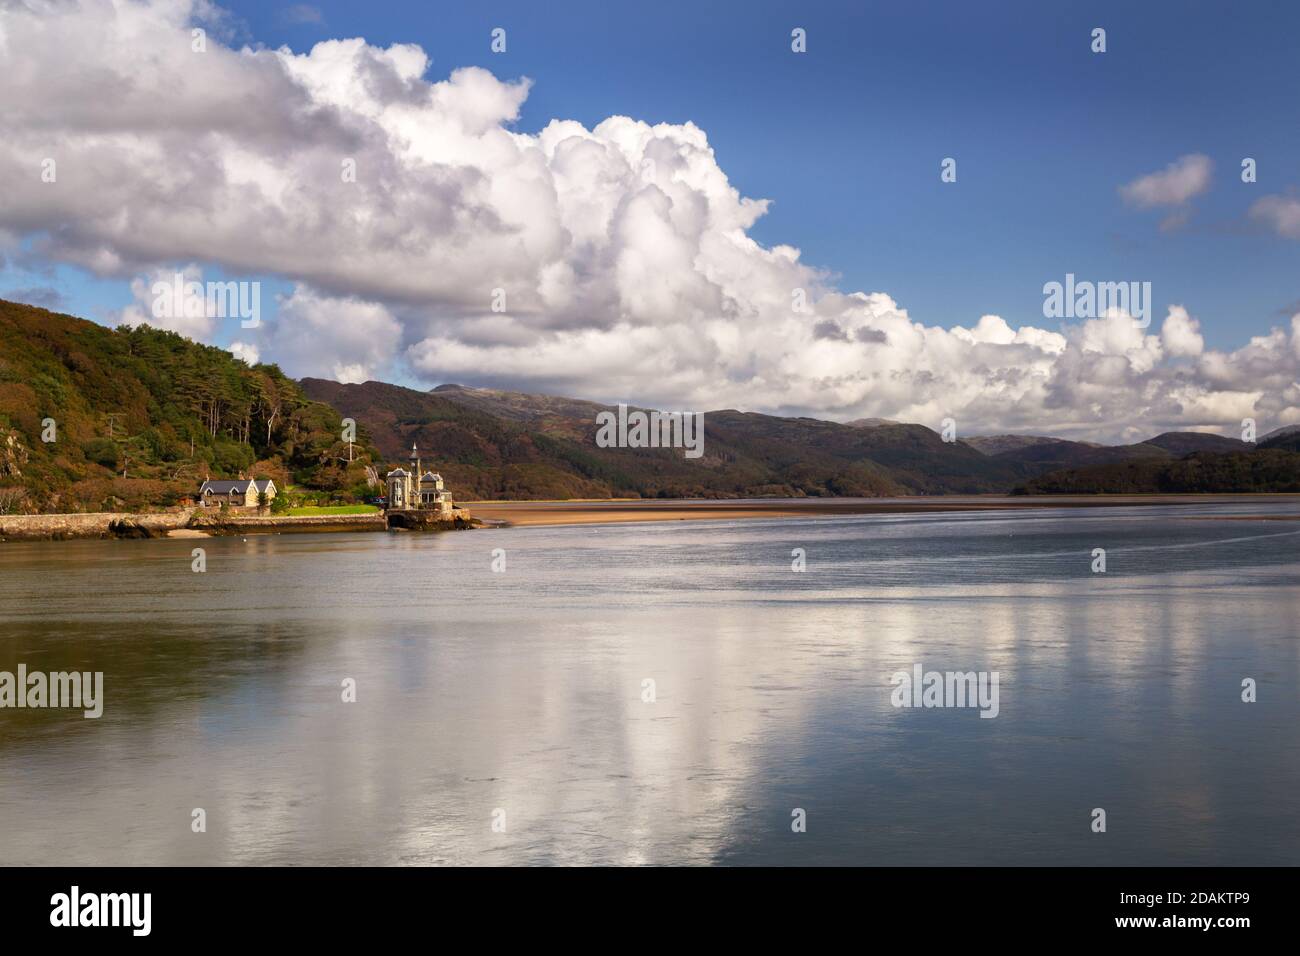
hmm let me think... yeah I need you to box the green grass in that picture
[285,504,380,516]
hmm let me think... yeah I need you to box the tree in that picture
[261,378,286,447]
[0,299,375,511]
[82,437,119,470]
[0,487,26,514]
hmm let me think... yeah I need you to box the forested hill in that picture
[1014,446,1300,494]
[3,297,1296,514]
[307,377,1300,500]
[0,299,374,512]
[302,378,1029,499]
[304,376,918,499]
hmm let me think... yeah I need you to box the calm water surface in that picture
[1,501,1298,865]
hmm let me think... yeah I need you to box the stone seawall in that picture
[0,510,386,541]
[0,511,195,541]
[1,509,478,541]
[190,513,388,535]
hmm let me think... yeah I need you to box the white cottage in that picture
[198,478,277,508]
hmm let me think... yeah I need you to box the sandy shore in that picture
[464,494,1300,528]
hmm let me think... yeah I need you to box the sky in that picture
[1,0,1298,441]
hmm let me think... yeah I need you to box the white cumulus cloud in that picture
[1249,194,1300,239]
[1161,306,1205,359]
[115,264,220,340]
[0,2,1297,442]
[1119,154,1214,208]
[227,339,260,366]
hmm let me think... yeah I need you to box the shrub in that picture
[82,437,119,469]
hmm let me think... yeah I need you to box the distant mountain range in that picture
[300,377,1300,499]
[1,298,1295,513]
[1017,427,1300,493]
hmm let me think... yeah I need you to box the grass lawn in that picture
[285,504,380,516]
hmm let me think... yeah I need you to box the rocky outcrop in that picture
[1,429,29,479]
[385,509,476,531]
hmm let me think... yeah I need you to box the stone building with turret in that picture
[386,444,455,517]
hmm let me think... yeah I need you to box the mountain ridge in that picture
[1,298,1295,511]
[300,376,1299,498]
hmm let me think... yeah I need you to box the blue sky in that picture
[213,0,1300,350]
[10,0,1298,349]
[3,0,1299,437]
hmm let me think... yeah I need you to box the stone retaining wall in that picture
[0,511,194,541]
[190,513,388,535]
[2,509,477,541]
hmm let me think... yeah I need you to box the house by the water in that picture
[198,478,277,509]
[386,444,456,517]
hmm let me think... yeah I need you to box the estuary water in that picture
[1,500,1298,865]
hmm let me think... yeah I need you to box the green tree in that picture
[82,437,119,469]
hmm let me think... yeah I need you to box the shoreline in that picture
[464,494,1300,528]
[0,509,391,542]
[4,494,1297,540]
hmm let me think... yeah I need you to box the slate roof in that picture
[199,479,275,494]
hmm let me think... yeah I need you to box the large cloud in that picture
[1,0,1297,441]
